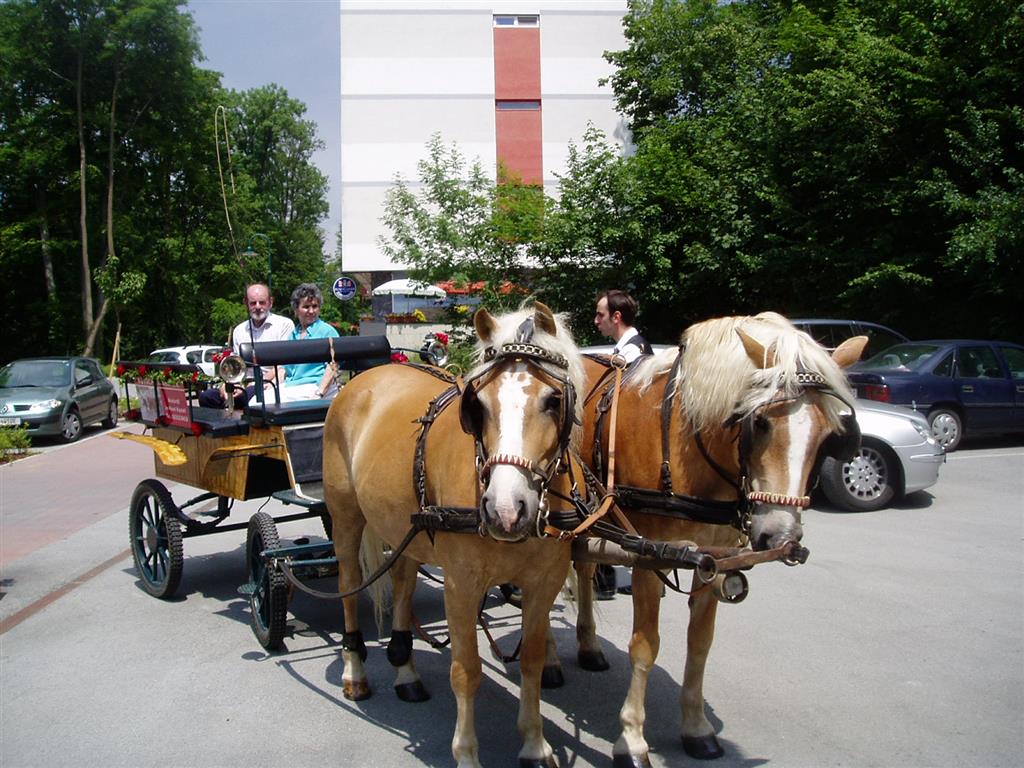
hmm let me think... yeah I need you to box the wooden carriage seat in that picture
[238,335,392,426]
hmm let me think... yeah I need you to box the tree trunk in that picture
[83,295,110,358]
[106,71,119,262]
[36,185,56,300]
[76,36,93,339]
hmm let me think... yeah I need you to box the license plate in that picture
[0,416,22,426]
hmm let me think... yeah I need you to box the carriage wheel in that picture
[246,512,288,651]
[129,479,184,599]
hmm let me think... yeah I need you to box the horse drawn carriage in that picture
[114,304,866,768]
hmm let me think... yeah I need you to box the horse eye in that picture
[754,414,771,432]
[543,393,562,413]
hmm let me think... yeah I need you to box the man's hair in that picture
[598,289,639,326]
[290,282,323,311]
[244,282,271,302]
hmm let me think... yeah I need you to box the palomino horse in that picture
[574,312,865,768]
[322,302,586,768]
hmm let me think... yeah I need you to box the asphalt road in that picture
[1,433,1022,768]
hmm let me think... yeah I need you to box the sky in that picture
[186,0,341,253]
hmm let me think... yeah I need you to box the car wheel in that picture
[101,397,119,428]
[928,408,962,452]
[820,442,897,512]
[61,408,83,442]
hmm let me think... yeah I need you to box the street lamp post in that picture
[241,233,272,293]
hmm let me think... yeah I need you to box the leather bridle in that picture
[459,340,578,495]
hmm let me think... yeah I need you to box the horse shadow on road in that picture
[123,538,771,767]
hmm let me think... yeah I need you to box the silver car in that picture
[819,399,945,512]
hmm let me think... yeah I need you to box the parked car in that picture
[790,319,909,359]
[0,357,118,442]
[149,345,224,377]
[818,399,944,512]
[847,340,1024,451]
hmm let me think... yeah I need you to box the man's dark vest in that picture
[622,333,653,355]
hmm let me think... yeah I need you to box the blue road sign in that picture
[332,276,358,301]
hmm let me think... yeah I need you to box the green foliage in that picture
[596,0,1024,341]
[0,0,333,363]
[0,425,32,459]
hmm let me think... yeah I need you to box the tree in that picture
[602,0,1024,340]
[379,134,546,313]
[0,2,334,362]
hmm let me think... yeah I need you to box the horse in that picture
[322,302,586,768]
[573,312,865,768]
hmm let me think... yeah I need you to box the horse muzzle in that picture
[748,507,804,552]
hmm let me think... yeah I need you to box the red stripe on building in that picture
[494,26,543,185]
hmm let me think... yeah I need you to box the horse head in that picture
[460,302,584,542]
[732,316,866,550]
[671,312,865,552]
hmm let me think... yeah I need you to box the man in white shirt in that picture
[594,289,653,364]
[199,283,295,408]
[593,289,653,598]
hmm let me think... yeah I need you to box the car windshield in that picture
[858,343,943,371]
[0,360,71,388]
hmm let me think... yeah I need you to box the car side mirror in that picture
[76,375,93,388]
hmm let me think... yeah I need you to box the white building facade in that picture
[340,0,629,275]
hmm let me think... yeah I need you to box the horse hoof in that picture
[394,680,430,703]
[343,680,371,701]
[611,753,652,768]
[541,665,565,689]
[518,755,557,768]
[577,649,610,672]
[682,734,724,760]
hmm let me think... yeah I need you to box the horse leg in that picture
[388,555,430,702]
[574,560,610,671]
[680,582,724,759]
[444,573,486,768]
[331,514,370,701]
[612,568,662,768]
[517,569,567,768]
[541,629,564,689]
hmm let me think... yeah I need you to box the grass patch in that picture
[0,425,33,464]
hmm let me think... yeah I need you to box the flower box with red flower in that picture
[116,360,208,430]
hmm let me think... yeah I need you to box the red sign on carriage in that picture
[159,384,192,429]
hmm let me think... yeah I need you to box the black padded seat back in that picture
[238,335,391,370]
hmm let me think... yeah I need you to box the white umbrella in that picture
[371,278,446,298]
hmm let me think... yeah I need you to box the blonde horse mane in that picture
[469,302,587,451]
[632,312,854,433]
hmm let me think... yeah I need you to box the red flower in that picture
[137,365,148,377]
[191,371,200,382]
[391,352,409,364]
[435,332,449,346]
[116,364,126,376]
[162,367,174,379]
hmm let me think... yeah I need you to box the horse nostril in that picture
[516,498,527,522]
[754,533,771,551]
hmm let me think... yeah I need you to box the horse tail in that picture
[359,526,393,632]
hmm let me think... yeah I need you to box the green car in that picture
[0,357,118,442]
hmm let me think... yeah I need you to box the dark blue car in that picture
[847,340,1024,451]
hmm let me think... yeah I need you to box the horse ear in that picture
[475,307,497,343]
[737,327,776,369]
[832,335,869,369]
[533,302,557,336]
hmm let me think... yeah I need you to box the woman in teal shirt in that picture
[280,283,340,401]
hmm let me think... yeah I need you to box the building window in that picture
[494,14,539,27]
[496,100,541,111]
